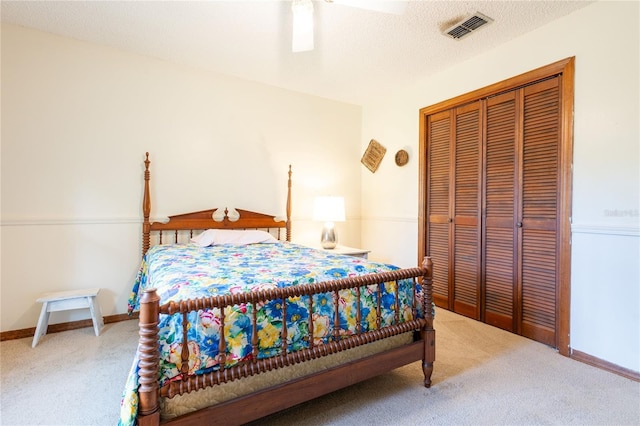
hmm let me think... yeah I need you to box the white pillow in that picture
[191,229,217,247]
[191,229,278,247]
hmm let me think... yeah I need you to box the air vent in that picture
[444,12,493,40]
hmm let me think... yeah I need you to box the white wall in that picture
[2,1,638,375]
[0,24,363,331]
[360,1,639,372]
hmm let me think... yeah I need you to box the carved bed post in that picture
[286,164,292,242]
[421,256,435,388]
[137,289,160,425]
[142,152,151,258]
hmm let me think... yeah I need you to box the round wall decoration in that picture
[395,149,409,167]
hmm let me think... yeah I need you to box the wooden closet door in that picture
[452,102,482,318]
[483,77,561,345]
[483,91,519,332]
[420,58,573,353]
[519,77,561,346]
[426,109,451,308]
[426,104,482,315]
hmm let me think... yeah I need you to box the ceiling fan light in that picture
[292,0,314,52]
[327,0,407,15]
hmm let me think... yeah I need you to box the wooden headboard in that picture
[141,152,292,257]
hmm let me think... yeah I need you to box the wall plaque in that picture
[361,139,386,173]
[395,149,409,166]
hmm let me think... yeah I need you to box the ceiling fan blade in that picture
[292,0,314,52]
[328,0,407,15]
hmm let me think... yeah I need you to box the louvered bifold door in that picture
[452,102,482,319]
[519,77,561,347]
[483,91,518,332]
[427,110,452,308]
[421,60,572,350]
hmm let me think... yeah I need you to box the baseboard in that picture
[0,312,139,341]
[571,349,640,382]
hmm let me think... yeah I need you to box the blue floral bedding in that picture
[119,242,422,425]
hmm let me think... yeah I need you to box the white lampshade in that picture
[313,196,346,222]
[292,0,314,52]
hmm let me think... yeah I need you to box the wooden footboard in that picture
[137,257,434,425]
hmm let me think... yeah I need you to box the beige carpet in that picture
[1,308,638,425]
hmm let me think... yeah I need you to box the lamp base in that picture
[321,240,337,249]
[320,224,337,249]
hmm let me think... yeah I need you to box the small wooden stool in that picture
[32,288,104,348]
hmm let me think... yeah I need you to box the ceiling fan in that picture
[291,0,407,52]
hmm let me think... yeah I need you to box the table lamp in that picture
[313,196,346,249]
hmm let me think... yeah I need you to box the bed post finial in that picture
[286,165,292,242]
[142,153,151,257]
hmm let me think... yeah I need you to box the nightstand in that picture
[301,243,370,259]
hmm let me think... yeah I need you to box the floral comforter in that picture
[119,242,422,425]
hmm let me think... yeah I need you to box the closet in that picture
[418,58,574,353]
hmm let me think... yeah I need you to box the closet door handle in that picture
[516,222,523,228]
[448,218,453,223]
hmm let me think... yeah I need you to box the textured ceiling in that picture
[1,0,593,105]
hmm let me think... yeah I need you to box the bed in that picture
[120,153,435,425]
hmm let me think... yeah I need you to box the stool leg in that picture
[88,296,103,336]
[32,302,50,348]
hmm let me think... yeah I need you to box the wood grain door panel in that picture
[484,91,518,331]
[519,78,560,346]
[427,110,451,307]
[452,102,482,318]
[429,222,449,307]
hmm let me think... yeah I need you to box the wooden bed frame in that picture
[136,153,435,425]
